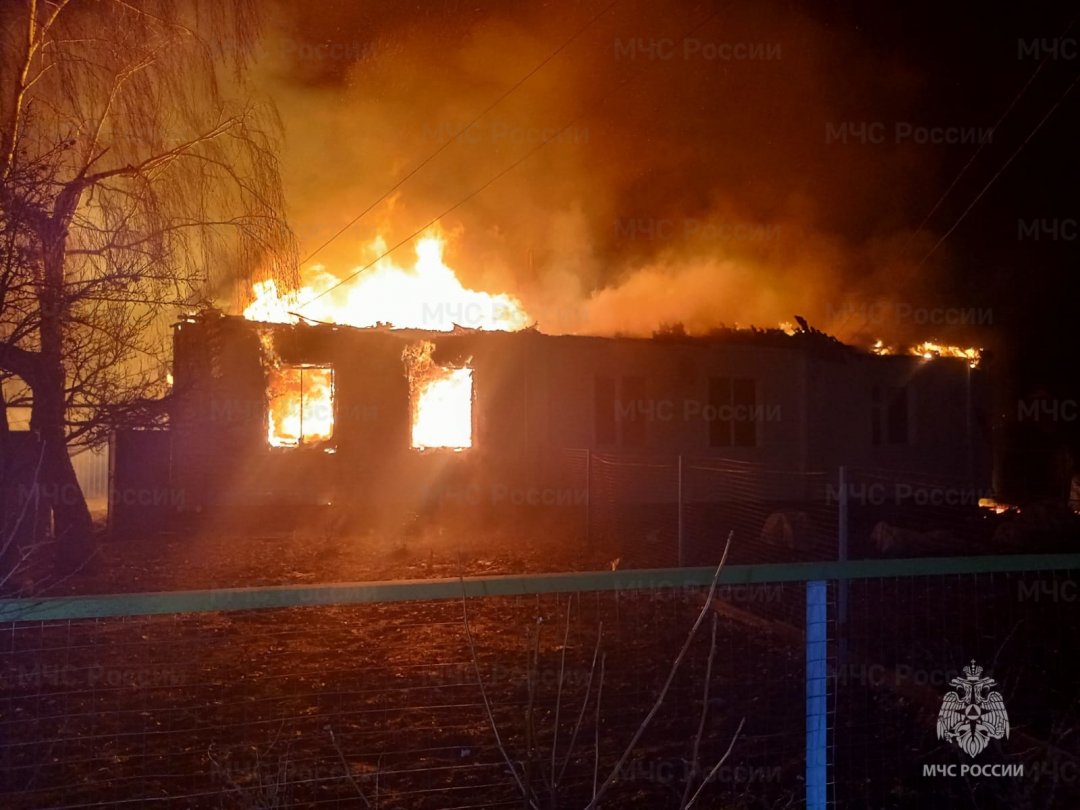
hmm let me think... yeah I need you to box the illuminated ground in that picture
[52,513,612,596]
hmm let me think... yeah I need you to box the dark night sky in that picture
[259,0,1077,401]
[832,0,1077,381]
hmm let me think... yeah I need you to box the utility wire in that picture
[839,16,1077,340]
[296,0,622,269]
[296,4,728,311]
[910,14,1077,241]
[918,71,1079,267]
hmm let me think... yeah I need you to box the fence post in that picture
[838,465,848,668]
[677,454,684,567]
[806,579,828,810]
[584,448,591,550]
[965,365,973,481]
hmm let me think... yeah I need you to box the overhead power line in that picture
[911,13,1077,241]
[840,15,1077,339]
[918,71,1079,267]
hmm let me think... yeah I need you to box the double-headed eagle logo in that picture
[936,660,1010,758]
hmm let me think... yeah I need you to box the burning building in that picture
[114,233,985,533]
[165,309,991,526]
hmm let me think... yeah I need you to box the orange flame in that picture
[403,341,473,451]
[266,365,334,448]
[978,497,1016,515]
[260,332,335,448]
[910,341,981,367]
[244,234,529,332]
[871,339,980,368]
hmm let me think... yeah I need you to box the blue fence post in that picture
[806,579,828,810]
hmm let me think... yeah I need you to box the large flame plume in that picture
[244,235,529,332]
[258,1,993,351]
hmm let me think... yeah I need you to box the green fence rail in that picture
[3,552,1079,622]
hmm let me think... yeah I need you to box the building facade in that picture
[165,312,990,521]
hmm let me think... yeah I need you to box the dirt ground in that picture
[28,509,625,597]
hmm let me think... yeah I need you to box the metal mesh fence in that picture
[0,581,805,809]
[559,451,1068,569]
[835,567,1080,809]
[844,466,996,559]
[589,453,679,568]
[682,460,837,566]
[1,556,1078,808]
[568,452,838,568]
[843,466,1080,560]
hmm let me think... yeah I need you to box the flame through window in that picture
[403,341,473,451]
[266,365,335,448]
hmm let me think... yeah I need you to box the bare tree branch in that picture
[0,0,296,557]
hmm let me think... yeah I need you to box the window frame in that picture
[266,363,336,449]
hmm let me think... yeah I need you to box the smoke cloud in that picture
[248,0,985,348]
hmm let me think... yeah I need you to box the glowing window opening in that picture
[266,365,335,448]
[403,341,474,451]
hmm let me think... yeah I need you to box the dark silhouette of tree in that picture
[0,0,296,565]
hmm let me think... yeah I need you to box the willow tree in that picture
[0,0,296,562]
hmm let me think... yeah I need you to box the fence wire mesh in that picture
[2,558,1078,808]
[843,466,1074,559]
[682,461,837,566]
[558,451,1068,569]
[835,567,1080,809]
[1,584,804,809]
[570,451,838,567]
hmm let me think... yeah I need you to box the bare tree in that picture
[0,0,296,564]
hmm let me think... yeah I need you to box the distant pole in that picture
[837,465,848,668]
[677,454,684,567]
[838,466,848,562]
[584,448,591,549]
[965,365,973,482]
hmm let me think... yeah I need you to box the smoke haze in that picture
[248,0,990,347]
